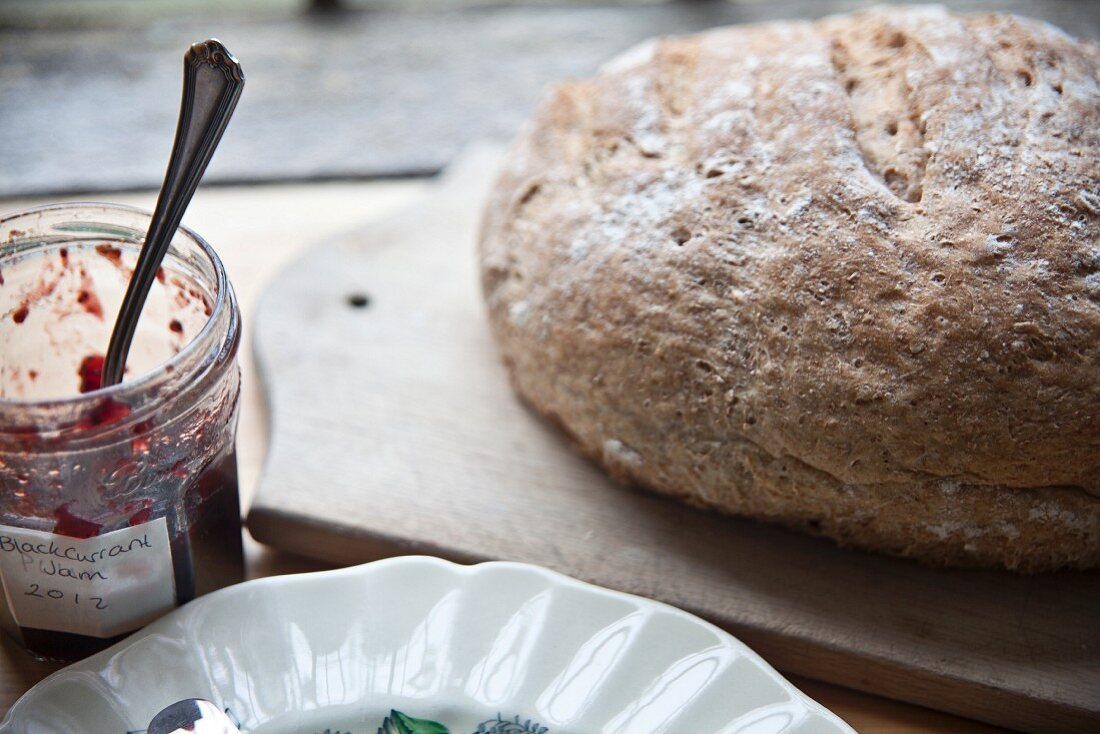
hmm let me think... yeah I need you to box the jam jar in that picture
[0,203,245,661]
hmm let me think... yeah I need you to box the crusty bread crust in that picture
[479,6,1100,571]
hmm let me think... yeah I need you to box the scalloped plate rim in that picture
[1,555,855,733]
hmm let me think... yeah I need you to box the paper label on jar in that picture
[0,517,175,639]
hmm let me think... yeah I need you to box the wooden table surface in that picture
[0,182,1010,733]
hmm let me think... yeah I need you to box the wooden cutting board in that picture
[247,147,1100,734]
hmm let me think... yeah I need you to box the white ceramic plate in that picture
[1,557,854,734]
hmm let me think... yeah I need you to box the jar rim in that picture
[0,202,234,420]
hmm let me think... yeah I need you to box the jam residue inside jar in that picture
[78,354,105,394]
[0,217,245,662]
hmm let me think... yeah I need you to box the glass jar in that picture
[0,203,244,661]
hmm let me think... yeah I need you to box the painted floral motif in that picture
[472,714,549,734]
[374,711,549,734]
[378,711,448,734]
[129,708,548,734]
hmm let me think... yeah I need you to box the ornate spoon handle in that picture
[101,39,244,387]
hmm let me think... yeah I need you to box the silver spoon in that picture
[101,39,244,387]
[147,698,241,734]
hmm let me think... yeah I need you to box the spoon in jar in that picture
[100,39,245,388]
[147,698,242,734]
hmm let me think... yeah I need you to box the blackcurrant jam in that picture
[172,448,246,603]
[6,449,245,661]
[0,203,245,661]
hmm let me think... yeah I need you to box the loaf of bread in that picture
[479,6,1100,571]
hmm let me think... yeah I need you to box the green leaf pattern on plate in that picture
[367,711,548,734]
[378,710,451,734]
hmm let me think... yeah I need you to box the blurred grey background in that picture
[1,0,1098,197]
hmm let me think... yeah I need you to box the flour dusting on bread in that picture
[480,6,1100,571]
